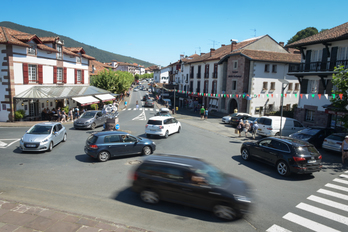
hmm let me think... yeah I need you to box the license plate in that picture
[150,129,156,131]
[308,160,316,163]
[328,141,334,144]
[26,144,36,148]
[258,129,262,131]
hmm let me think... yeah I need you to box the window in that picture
[57,44,62,59]
[263,82,268,90]
[28,46,36,55]
[76,56,81,63]
[104,135,121,143]
[28,65,37,83]
[264,64,270,72]
[272,65,277,73]
[295,83,300,91]
[255,107,261,114]
[232,81,237,90]
[77,70,82,82]
[233,60,238,69]
[270,82,275,90]
[308,80,319,93]
[337,47,348,61]
[270,140,290,152]
[305,110,315,122]
[294,121,303,128]
[57,68,63,83]
[311,50,323,62]
[288,83,293,91]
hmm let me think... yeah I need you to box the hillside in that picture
[0,21,156,67]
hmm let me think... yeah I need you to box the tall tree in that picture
[90,69,134,94]
[331,65,348,128]
[287,27,319,45]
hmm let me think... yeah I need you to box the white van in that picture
[256,116,304,136]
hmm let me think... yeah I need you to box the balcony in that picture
[196,73,201,79]
[211,89,217,95]
[189,87,193,92]
[204,73,209,79]
[196,88,201,93]
[212,72,217,78]
[288,60,348,74]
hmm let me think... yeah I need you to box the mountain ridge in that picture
[0,21,156,68]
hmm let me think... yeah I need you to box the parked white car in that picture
[145,116,181,138]
[256,116,304,136]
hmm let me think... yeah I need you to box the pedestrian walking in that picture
[252,121,259,139]
[68,108,74,122]
[244,120,250,137]
[204,108,208,120]
[136,100,139,109]
[237,119,244,137]
[124,101,128,109]
[57,107,62,122]
[342,136,348,164]
[200,106,205,119]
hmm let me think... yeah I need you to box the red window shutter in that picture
[23,63,29,84]
[53,66,57,84]
[38,65,43,84]
[74,69,77,84]
[81,70,84,84]
[63,68,67,83]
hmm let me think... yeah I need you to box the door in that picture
[103,135,124,156]
[267,140,290,165]
[52,125,60,145]
[95,112,104,126]
[120,135,142,155]
[255,139,274,163]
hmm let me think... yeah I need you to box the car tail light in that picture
[133,172,138,180]
[293,156,306,162]
[267,127,272,130]
[324,139,327,142]
[146,125,148,128]
[337,142,342,145]
[159,126,164,129]
[89,144,98,149]
[318,155,322,159]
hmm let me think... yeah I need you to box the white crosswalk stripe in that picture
[266,174,348,232]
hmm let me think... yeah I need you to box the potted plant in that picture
[15,109,26,121]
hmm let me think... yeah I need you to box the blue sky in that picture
[1,0,347,67]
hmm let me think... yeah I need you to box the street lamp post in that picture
[174,88,176,114]
[279,79,289,136]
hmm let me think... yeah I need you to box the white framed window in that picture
[233,60,238,69]
[295,83,300,91]
[57,44,62,59]
[57,68,63,83]
[263,82,268,90]
[305,109,315,121]
[308,80,319,93]
[28,65,37,82]
[77,70,81,82]
[270,82,275,90]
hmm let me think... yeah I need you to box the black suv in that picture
[241,137,322,176]
[229,113,251,127]
[131,154,252,220]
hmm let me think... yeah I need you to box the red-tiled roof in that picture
[286,22,348,47]
[37,44,58,53]
[89,60,111,75]
[62,47,79,56]
[81,54,95,60]
[40,37,59,43]
[67,47,86,54]
[239,49,301,63]
[0,27,30,47]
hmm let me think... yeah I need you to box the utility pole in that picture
[279,79,289,136]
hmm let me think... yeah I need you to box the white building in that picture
[153,66,169,84]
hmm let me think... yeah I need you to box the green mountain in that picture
[0,21,156,68]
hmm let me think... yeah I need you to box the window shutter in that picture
[53,66,57,84]
[63,68,67,83]
[74,69,77,84]
[300,79,308,94]
[321,48,328,71]
[330,47,338,71]
[38,65,43,84]
[305,50,311,71]
[23,63,29,84]
[81,70,84,84]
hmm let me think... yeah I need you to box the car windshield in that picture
[326,134,346,141]
[298,128,321,135]
[87,135,98,144]
[147,120,162,125]
[195,163,225,186]
[27,125,52,134]
[80,112,96,118]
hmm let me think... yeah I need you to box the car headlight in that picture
[42,138,49,143]
[85,121,91,124]
[233,194,251,203]
[152,142,156,145]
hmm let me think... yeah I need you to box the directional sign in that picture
[115,124,120,130]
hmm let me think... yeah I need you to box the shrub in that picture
[62,105,69,114]
[104,101,113,105]
[15,109,25,120]
[90,104,98,110]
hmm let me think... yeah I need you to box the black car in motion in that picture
[240,137,322,176]
[131,154,252,220]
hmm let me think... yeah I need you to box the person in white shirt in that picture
[341,135,348,164]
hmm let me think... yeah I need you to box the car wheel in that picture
[140,190,159,204]
[177,126,181,133]
[277,160,290,176]
[142,146,152,156]
[62,133,67,142]
[241,148,250,161]
[213,204,238,221]
[98,151,110,162]
[164,130,169,138]
[47,141,53,152]
[91,123,96,130]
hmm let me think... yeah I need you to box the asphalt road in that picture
[0,88,347,232]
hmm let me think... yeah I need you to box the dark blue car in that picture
[85,131,156,162]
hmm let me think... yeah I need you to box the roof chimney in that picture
[200,53,205,56]
[279,42,284,47]
[221,44,225,46]
[180,54,184,60]
[230,39,238,52]
[210,48,215,57]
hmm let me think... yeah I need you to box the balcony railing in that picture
[212,72,217,78]
[197,73,201,79]
[204,73,209,79]
[211,89,217,94]
[196,88,201,93]
[288,60,348,73]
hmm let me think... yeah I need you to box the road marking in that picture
[317,188,348,201]
[308,195,348,212]
[325,183,348,192]
[296,202,348,225]
[127,108,131,111]
[144,108,148,111]
[340,174,348,178]
[266,224,292,232]
[333,178,348,185]
[132,110,146,121]
[0,139,20,148]
[283,212,340,232]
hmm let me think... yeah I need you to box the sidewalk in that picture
[0,199,150,232]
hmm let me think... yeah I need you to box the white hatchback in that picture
[145,116,181,138]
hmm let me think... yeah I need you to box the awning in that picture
[95,94,115,102]
[72,96,100,106]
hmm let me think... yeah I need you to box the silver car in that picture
[322,133,348,152]
[74,110,106,130]
[19,122,67,152]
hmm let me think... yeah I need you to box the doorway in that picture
[229,99,238,114]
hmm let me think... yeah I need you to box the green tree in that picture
[331,65,348,128]
[90,69,134,94]
[287,27,319,45]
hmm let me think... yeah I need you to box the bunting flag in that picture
[339,94,343,100]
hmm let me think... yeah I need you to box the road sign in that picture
[115,124,120,130]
